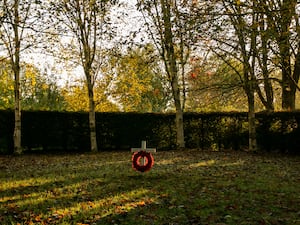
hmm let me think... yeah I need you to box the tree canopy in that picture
[1,0,300,152]
[1,0,300,113]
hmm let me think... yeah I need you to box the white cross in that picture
[131,140,156,153]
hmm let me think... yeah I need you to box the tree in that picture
[0,59,14,109]
[261,0,300,110]
[206,0,259,151]
[0,60,67,111]
[50,0,117,152]
[21,64,67,111]
[208,0,300,112]
[255,3,275,112]
[61,79,119,112]
[186,56,248,112]
[109,45,170,112]
[137,0,201,148]
[1,0,23,154]
[0,0,40,154]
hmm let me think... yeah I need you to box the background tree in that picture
[203,0,260,151]
[0,59,14,109]
[0,0,23,154]
[108,45,170,112]
[0,0,41,154]
[62,79,119,112]
[261,0,300,110]
[50,0,118,152]
[137,0,202,148]
[255,2,275,112]
[187,56,248,112]
[0,60,67,111]
[21,64,67,111]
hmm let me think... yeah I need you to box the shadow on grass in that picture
[0,155,163,224]
[1,151,300,224]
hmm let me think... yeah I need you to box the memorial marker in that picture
[131,141,156,172]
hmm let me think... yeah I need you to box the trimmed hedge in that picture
[0,110,299,154]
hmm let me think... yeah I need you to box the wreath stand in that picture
[131,141,156,172]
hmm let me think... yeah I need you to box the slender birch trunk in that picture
[87,76,98,152]
[13,0,22,154]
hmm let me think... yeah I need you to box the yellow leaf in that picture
[35,215,42,222]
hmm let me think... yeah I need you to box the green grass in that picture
[1,150,300,225]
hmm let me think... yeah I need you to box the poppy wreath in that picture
[132,151,154,172]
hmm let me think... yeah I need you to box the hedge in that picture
[0,110,299,154]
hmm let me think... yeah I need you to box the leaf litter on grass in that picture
[0,150,300,224]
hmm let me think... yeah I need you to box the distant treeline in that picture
[0,110,299,154]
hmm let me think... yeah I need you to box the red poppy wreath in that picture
[132,151,154,172]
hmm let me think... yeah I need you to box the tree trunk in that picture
[13,69,22,154]
[244,67,257,152]
[259,16,274,111]
[87,75,98,152]
[248,2,257,152]
[172,77,185,148]
[281,58,295,110]
[13,0,22,154]
[278,0,295,110]
[175,107,185,148]
[282,73,296,110]
[170,43,185,149]
[247,86,257,152]
[161,0,185,148]
[282,42,300,110]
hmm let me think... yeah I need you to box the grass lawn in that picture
[0,150,300,225]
